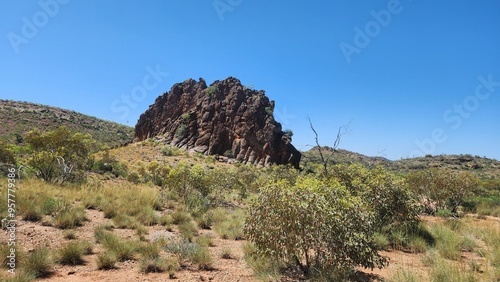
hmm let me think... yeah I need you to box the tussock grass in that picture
[243,242,282,281]
[96,253,118,270]
[220,247,234,259]
[24,248,53,278]
[429,224,462,260]
[2,269,36,282]
[178,221,199,241]
[94,226,137,261]
[213,208,246,240]
[388,267,421,282]
[112,214,136,229]
[171,209,192,225]
[53,206,86,229]
[429,257,478,282]
[195,234,215,247]
[57,241,89,265]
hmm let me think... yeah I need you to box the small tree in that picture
[245,176,387,278]
[407,168,478,213]
[0,140,16,174]
[25,126,94,184]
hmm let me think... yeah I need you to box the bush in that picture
[161,146,173,156]
[245,176,387,277]
[24,248,53,278]
[57,241,87,265]
[96,253,117,270]
[53,206,86,229]
[112,214,136,229]
[178,221,199,241]
[25,126,94,184]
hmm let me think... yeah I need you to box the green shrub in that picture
[245,176,387,277]
[161,146,174,156]
[164,239,201,264]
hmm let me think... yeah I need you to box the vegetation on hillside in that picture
[0,100,133,148]
[0,127,499,281]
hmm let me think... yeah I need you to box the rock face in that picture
[134,77,301,168]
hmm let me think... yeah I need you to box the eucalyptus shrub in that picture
[245,176,387,277]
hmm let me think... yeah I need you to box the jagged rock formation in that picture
[134,77,301,168]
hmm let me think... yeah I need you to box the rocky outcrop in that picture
[134,77,301,168]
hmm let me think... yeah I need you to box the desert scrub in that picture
[243,242,282,281]
[94,226,137,261]
[53,206,86,229]
[97,252,118,270]
[24,248,53,278]
[178,221,199,241]
[164,238,211,269]
[63,230,77,241]
[388,267,421,282]
[195,234,215,247]
[213,208,246,240]
[429,223,463,260]
[171,208,192,225]
[136,224,149,241]
[429,257,478,282]
[112,214,136,229]
[57,241,91,265]
[220,247,234,259]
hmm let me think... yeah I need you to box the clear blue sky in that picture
[1,0,499,160]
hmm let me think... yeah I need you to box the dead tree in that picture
[308,117,351,176]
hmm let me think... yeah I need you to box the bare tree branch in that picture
[308,118,352,176]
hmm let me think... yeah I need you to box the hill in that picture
[302,146,500,178]
[0,100,134,148]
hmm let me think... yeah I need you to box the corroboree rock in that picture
[134,77,301,168]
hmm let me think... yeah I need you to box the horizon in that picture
[1,1,499,160]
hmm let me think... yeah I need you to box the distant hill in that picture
[302,146,500,179]
[0,100,134,148]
